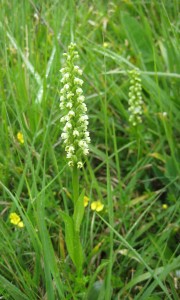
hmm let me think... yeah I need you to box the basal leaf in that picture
[59,211,75,265]
[73,230,84,273]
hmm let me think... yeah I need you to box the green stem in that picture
[72,165,79,204]
[72,166,83,277]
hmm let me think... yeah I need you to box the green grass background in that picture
[0,0,180,299]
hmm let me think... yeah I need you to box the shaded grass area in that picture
[0,0,180,299]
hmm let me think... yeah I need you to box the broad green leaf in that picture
[60,211,84,272]
[59,211,75,265]
[73,230,84,273]
[87,280,104,300]
[165,155,179,180]
[73,189,85,232]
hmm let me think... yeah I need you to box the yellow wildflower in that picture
[84,196,90,207]
[162,204,168,210]
[103,42,109,48]
[9,212,24,228]
[17,132,24,144]
[17,221,24,228]
[91,200,104,212]
[10,212,20,225]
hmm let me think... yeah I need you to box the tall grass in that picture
[0,1,179,299]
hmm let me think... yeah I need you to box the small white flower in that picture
[78,140,85,148]
[82,125,88,131]
[65,115,70,121]
[84,131,89,137]
[60,96,65,101]
[80,103,87,112]
[85,136,91,143]
[74,77,83,86]
[61,73,70,83]
[77,161,83,168]
[67,152,73,158]
[79,140,88,151]
[78,69,83,75]
[77,95,85,103]
[68,110,75,117]
[60,88,65,94]
[68,146,75,153]
[73,130,79,137]
[83,148,89,155]
[61,132,68,139]
[66,102,73,109]
[134,107,141,114]
[68,161,74,167]
[60,68,66,73]
[84,142,88,148]
[60,116,65,122]
[84,120,89,126]
[74,65,79,71]
[64,84,70,90]
[76,88,83,95]
[67,92,74,99]
[74,66,82,74]
[79,115,88,122]
[60,102,65,109]
[64,122,72,130]
[63,73,70,80]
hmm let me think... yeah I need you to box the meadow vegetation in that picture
[0,1,180,299]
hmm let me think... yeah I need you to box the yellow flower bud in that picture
[84,196,89,207]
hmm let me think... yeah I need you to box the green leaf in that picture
[0,275,29,300]
[73,189,85,232]
[165,155,179,180]
[60,211,84,272]
[59,211,75,265]
[73,230,84,273]
[87,281,105,300]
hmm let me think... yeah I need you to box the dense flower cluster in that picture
[128,69,143,126]
[60,43,90,168]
